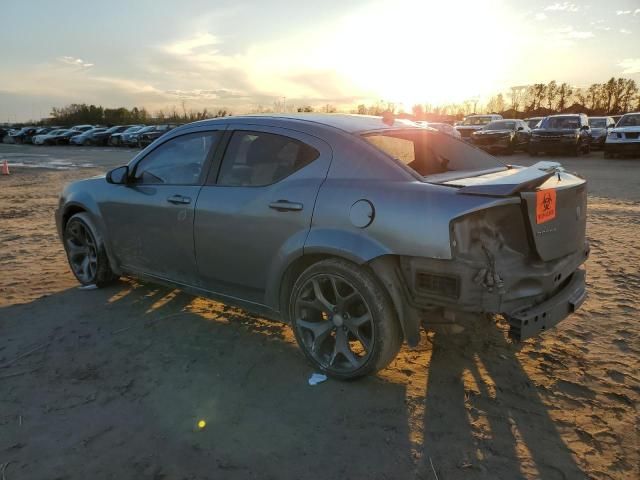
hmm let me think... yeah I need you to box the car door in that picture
[102,130,222,284]
[194,125,332,304]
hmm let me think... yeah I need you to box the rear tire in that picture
[289,258,403,380]
[63,213,118,287]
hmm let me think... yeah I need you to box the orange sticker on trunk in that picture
[536,189,556,224]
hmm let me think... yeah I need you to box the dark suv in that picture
[529,114,592,156]
[138,124,179,147]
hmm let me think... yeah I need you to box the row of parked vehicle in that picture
[0,124,180,148]
[440,112,640,157]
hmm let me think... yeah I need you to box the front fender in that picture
[58,180,121,274]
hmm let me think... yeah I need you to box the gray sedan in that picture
[56,114,589,379]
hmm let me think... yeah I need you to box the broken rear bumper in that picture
[372,242,589,344]
[506,268,586,340]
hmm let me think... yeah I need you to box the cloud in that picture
[164,33,219,56]
[545,2,579,12]
[619,29,632,35]
[618,58,640,74]
[535,13,547,21]
[164,89,245,100]
[556,26,594,39]
[58,56,94,68]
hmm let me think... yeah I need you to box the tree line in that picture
[46,103,230,126]
[483,77,639,117]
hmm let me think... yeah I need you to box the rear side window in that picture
[364,129,504,176]
[217,131,319,186]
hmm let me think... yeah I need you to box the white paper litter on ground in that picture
[78,284,98,290]
[308,373,328,386]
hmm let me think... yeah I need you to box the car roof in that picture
[189,113,421,134]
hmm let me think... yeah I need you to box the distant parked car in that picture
[414,121,461,139]
[123,125,155,147]
[91,125,136,146]
[137,124,180,147]
[471,119,531,154]
[33,129,69,145]
[44,129,82,145]
[69,127,109,146]
[0,127,10,142]
[455,114,503,140]
[588,117,616,149]
[111,125,145,146]
[611,115,623,126]
[604,112,640,158]
[529,114,592,156]
[525,117,544,129]
[69,125,96,133]
[9,126,38,144]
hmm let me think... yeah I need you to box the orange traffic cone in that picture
[1,160,9,175]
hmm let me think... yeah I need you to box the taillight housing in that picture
[450,204,530,259]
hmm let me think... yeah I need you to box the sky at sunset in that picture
[1,0,640,121]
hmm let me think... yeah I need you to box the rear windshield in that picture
[485,121,516,130]
[461,116,494,126]
[541,116,580,129]
[617,114,640,127]
[363,129,505,177]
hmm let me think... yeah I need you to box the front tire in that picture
[63,213,118,287]
[289,258,402,380]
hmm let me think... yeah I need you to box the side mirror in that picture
[581,125,590,131]
[517,126,524,131]
[106,165,129,184]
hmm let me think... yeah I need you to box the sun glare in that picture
[320,0,515,107]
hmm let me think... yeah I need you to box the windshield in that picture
[124,126,142,133]
[485,121,516,130]
[363,129,505,177]
[617,114,640,127]
[462,116,494,126]
[526,118,542,128]
[541,116,581,129]
[589,118,607,128]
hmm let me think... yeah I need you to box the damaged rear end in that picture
[363,128,589,342]
[417,163,589,340]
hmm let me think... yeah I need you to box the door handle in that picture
[167,195,191,205]
[268,200,303,212]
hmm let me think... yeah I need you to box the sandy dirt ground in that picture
[0,147,639,479]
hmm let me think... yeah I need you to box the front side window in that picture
[217,131,319,186]
[134,132,218,185]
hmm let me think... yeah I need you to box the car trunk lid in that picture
[438,162,587,261]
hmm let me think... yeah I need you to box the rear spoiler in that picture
[456,162,562,197]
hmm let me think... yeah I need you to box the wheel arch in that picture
[274,250,420,348]
[59,198,121,275]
